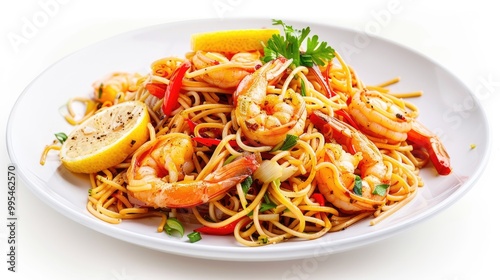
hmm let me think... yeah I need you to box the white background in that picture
[1,0,499,279]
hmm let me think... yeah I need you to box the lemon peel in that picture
[191,28,280,53]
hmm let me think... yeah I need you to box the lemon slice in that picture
[191,28,280,53]
[60,101,150,174]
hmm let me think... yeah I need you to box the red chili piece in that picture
[311,193,326,206]
[194,218,246,235]
[145,83,167,98]
[192,137,239,148]
[162,60,191,116]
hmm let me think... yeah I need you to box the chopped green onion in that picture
[258,235,269,244]
[187,231,202,243]
[300,78,307,96]
[241,176,253,195]
[260,202,277,212]
[259,193,277,212]
[223,154,237,165]
[276,134,299,151]
[164,217,184,237]
[55,132,68,144]
[372,184,390,196]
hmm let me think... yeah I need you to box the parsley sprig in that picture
[263,19,335,68]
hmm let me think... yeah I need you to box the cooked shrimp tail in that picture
[311,110,390,213]
[126,133,259,208]
[407,121,452,175]
[346,89,451,176]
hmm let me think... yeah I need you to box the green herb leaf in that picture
[55,132,68,144]
[353,175,363,196]
[372,184,390,196]
[303,35,335,66]
[263,19,335,68]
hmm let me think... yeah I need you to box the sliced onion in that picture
[279,165,298,182]
[253,160,282,184]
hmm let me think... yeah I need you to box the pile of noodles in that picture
[42,48,427,247]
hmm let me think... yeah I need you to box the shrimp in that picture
[311,111,390,213]
[348,89,451,175]
[190,51,262,88]
[126,133,259,208]
[348,89,413,143]
[233,57,307,146]
[92,72,141,104]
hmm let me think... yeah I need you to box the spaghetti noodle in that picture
[40,22,451,246]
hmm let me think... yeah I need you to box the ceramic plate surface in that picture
[7,18,490,261]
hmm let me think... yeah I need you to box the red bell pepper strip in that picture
[194,218,247,235]
[187,119,198,133]
[162,60,191,116]
[311,193,325,206]
[145,83,167,98]
[192,137,239,148]
[335,109,360,131]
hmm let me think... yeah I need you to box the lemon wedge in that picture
[191,28,280,53]
[60,101,150,174]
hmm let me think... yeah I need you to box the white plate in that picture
[6,18,490,261]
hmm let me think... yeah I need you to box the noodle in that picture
[41,26,450,247]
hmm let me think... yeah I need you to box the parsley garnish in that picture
[353,175,363,196]
[372,184,390,196]
[263,19,335,68]
[354,177,389,196]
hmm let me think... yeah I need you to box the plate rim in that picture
[6,17,492,261]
